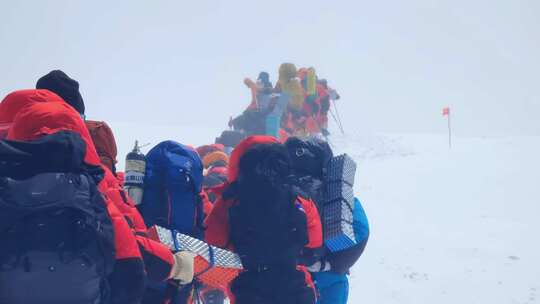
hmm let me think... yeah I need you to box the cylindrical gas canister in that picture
[124,141,146,205]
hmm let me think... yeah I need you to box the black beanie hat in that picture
[36,70,85,115]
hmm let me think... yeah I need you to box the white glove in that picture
[306,260,331,273]
[169,251,197,284]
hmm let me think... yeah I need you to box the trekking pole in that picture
[329,108,345,135]
[332,100,345,135]
[328,108,339,129]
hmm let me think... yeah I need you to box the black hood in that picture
[0,131,103,182]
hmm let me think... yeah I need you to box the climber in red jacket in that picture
[1,89,195,304]
[204,135,323,304]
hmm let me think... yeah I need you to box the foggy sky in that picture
[1,0,539,140]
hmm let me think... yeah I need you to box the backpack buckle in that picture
[253,265,270,273]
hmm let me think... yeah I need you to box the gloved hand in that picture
[306,260,331,273]
[169,251,197,284]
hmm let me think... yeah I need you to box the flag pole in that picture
[448,110,452,149]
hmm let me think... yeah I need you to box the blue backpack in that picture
[139,141,204,238]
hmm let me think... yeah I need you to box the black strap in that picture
[164,280,181,302]
[171,229,181,251]
[191,281,203,304]
[119,190,129,205]
[194,194,206,237]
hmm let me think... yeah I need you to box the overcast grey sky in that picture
[1,0,539,139]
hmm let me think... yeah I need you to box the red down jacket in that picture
[1,90,175,302]
[83,119,178,283]
[0,89,64,139]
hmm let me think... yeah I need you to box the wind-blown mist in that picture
[1,0,538,141]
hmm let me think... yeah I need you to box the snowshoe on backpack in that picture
[286,137,360,252]
[0,131,115,304]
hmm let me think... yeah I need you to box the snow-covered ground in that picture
[344,133,540,304]
[111,124,540,303]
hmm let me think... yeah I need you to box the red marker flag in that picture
[442,106,451,148]
[442,107,450,116]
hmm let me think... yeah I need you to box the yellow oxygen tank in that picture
[278,63,304,111]
[288,80,305,111]
[279,63,297,84]
[306,67,317,96]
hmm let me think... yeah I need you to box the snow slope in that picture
[342,134,540,304]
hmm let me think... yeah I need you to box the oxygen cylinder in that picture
[124,140,146,205]
[306,67,317,96]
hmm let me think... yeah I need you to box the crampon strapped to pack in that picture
[148,225,243,290]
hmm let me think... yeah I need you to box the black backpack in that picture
[285,137,333,179]
[228,185,308,271]
[238,109,268,136]
[285,137,333,207]
[215,130,246,148]
[226,143,308,271]
[0,132,115,304]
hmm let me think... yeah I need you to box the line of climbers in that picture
[0,69,367,304]
[223,63,341,147]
